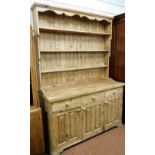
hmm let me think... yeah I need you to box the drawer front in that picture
[105,87,123,97]
[116,87,123,95]
[105,89,116,97]
[81,92,105,106]
[52,98,80,112]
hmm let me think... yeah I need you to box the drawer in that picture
[52,98,80,112]
[81,92,104,106]
[105,89,115,97]
[105,88,123,97]
[115,87,123,94]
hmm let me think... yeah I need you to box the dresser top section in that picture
[31,2,113,22]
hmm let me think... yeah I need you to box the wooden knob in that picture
[92,96,96,101]
[105,100,108,104]
[77,109,81,112]
[66,103,70,107]
[81,107,86,111]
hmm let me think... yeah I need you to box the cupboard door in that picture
[82,104,94,140]
[104,98,115,130]
[81,92,105,139]
[113,95,122,125]
[53,108,81,149]
[53,111,68,148]
[104,93,123,130]
[93,101,104,134]
[67,108,81,144]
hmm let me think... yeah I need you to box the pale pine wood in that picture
[41,65,108,73]
[31,4,124,155]
[40,50,109,52]
[39,27,111,36]
[42,79,124,102]
[39,32,106,51]
[44,86,123,154]
[38,12,110,34]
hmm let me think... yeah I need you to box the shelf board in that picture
[40,50,109,53]
[41,65,108,73]
[39,27,111,36]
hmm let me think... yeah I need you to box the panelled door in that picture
[81,92,105,140]
[93,98,104,134]
[104,88,123,130]
[53,111,68,149]
[113,94,122,126]
[104,97,115,130]
[53,108,81,150]
[82,103,94,140]
[67,108,82,144]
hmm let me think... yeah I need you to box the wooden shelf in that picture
[40,50,109,53]
[39,27,111,36]
[41,65,108,73]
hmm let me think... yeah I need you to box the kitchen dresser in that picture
[31,3,124,155]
